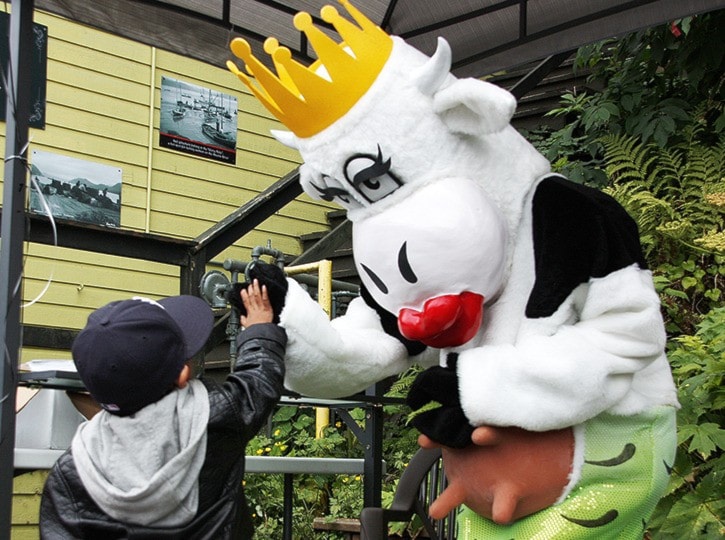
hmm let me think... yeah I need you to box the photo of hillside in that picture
[29,150,122,227]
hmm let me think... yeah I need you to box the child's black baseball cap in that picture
[72,295,214,416]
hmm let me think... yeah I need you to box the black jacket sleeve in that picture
[223,322,287,442]
[40,453,88,539]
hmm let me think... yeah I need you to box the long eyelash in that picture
[360,263,389,294]
[351,145,391,189]
[312,183,351,203]
[398,242,418,284]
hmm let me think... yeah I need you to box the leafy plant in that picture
[649,308,725,539]
[244,394,421,539]
[600,127,724,335]
[529,10,724,188]
[581,56,724,540]
[528,10,724,538]
[244,405,365,539]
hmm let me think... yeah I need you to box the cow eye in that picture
[344,145,403,204]
[311,176,354,205]
[300,165,361,209]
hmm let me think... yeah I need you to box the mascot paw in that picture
[227,261,288,323]
[407,365,474,448]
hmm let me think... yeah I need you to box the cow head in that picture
[228,0,550,348]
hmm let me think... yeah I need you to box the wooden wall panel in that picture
[0,9,336,361]
[22,244,180,331]
[11,471,48,538]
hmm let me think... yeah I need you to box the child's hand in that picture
[225,262,288,324]
[240,279,274,327]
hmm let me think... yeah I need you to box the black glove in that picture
[406,360,474,448]
[226,261,288,323]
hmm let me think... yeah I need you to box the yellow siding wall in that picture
[1,9,335,355]
[11,471,48,540]
[6,9,337,538]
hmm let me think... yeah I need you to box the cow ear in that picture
[271,129,300,149]
[432,79,516,136]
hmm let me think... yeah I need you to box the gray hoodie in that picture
[72,379,210,527]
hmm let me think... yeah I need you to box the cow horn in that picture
[413,37,452,95]
[271,129,300,149]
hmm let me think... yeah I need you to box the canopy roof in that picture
[36,0,724,79]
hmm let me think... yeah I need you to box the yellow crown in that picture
[227,0,392,138]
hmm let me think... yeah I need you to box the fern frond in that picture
[604,184,675,239]
[650,148,684,197]
[601,134,648,184]
[685,142,725,192]
[406,401,442,425]
[386,365,423,399]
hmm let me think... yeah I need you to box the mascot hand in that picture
[419,426,574,524]
[227,261,288,323]
[407,365,474,448]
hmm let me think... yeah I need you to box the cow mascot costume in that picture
[228,1,679,538]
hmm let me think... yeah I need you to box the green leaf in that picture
[406,401,442,425]
[621,94,634,112]
[658,471,725,539]
[664,287,689,300]
[273,406,298,422]
[653,121,671,147]
[602,102,620,116]
[704,288,721,301]
[714,111,725,133]
[684,423,725,458]
[682,260,697,272]
[681,276,699,290]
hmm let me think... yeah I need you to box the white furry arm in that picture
[458,265,678,431]
[280,279,414,398]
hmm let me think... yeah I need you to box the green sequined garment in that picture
[456,406,677,539]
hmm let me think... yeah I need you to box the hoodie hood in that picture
[72,379,210,527]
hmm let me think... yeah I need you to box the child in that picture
[40,278,286,539]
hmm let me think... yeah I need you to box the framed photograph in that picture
[0,12,47,129]
[159,76,238,164]
[29,150,122,227]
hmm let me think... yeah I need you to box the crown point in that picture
[264,37,280,54]
[228,0,393,138]
[273,46,293,63]
[226,59,251,84]
[230,38,252,59]
[225,59,241,76]
[293,12,313,31]
[320,5,339,23]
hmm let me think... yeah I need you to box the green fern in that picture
[600,130,725,256]
[386,365,422,399]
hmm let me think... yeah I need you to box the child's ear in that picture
[175,364,191,389]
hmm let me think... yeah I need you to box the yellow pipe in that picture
[316,259,332,318]
[315,259,332,437]
[286,260,333,437]
[284,262,324,275]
